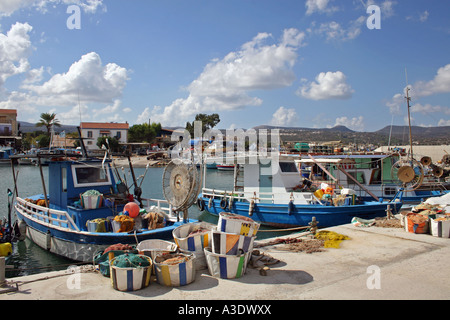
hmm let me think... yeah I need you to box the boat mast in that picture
[405,86,413,159]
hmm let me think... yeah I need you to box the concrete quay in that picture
[1,222,449,300]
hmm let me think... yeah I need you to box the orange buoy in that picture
[124,202,140,218]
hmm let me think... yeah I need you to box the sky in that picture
[0,0,449,132]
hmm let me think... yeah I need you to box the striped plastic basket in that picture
[110,255,152,292]
[154,252,196,287]
[217,212,259,237]
[80,194,103,209]
[172,222,213,251]
[430,216,450,238]
[204,247,251,279]
[211,229,255,255]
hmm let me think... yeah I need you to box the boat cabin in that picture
[47,159,126,230]
[204,154,312,205]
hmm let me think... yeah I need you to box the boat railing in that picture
[15,197,80,232]
[201,187,317,204]
[140,197,179,220]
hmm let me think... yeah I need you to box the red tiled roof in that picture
[0,109,17,114]
[81,122,129,130]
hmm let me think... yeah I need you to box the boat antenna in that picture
[405,68,413,159]
[76,126,88,159]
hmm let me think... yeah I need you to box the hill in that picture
[252,125,450,146]
[19,121,78,134]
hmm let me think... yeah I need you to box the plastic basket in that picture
[153,252,196,287]
[172,222,213,251]
[217,212,259,236]
[211,229,255,255]
[204,247,251,279]
[110,255,152,291]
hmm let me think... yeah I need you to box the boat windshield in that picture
[71,164,112,187]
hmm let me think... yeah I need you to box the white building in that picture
[80,122,129,150]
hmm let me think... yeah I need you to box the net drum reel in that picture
[162,154,203,221]
[391,158,424,192]
[420,156,446,178]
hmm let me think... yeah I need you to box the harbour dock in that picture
[1,221,449,300]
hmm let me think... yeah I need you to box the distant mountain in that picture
[251,124,450,146]
[19,121,78,134]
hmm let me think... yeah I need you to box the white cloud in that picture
[23,52,129,106]
[0,22,32,86]
[334,116,365,131]
[23,66,45,84]
[305,0,338,15]
[419,10,429,22]
[0,0,105,16]
[411,103,450,115]
[386,64,450,115]
[438,119,450,126]
[315,16,366,42]
[298,71,354,100]
[144,28,306,127]
[411,64,450,98]
[270,106,299,127]
[362,0,396,18]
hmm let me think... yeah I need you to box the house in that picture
[80,122,129,150]
[0,109,20,147]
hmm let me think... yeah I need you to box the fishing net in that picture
[111,253,151,268]
[314,231,350,249]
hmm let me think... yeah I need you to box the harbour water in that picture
[0,163,295,278]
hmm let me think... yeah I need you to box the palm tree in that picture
[36,112,61,136]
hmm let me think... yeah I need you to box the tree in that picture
[36,112,61,136]
[128,122,161,143]
[186,113,220,136]
[36,134,50,148]
[97,136,120,152]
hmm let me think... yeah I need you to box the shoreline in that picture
[112,155,170,168]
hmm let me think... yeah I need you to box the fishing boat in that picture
[0,147,15,166]
[10,143,196,262]
[216,164,235,171]
[296,153,449,204]
[197,154,403,228]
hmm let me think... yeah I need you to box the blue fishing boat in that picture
[0,147,15,166]
[197,154,403,228]
[11,149,195,262]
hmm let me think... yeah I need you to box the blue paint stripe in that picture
[219,256,227,278]
[243,236,251,252]
[127,269,133,291]
[187,237,195,251]
[179,262,187,286]
[220,218,227,232]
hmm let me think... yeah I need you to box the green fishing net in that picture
[111,254,151,268]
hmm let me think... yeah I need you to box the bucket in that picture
[0,242,12,257]
[314,189,324,199]
[110,254,152,291]
[430,215,450,238]
[204,247,251,279]
[217,212,259,237]
[406,213,429,234]
[180,248,207,271]
[87,218,111,232]
[80,194,103,209]
[211,229,255,255]
[153,252,196,287]
[137,239,178,261]
[172,222,213,251]
[94,248,138,277]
